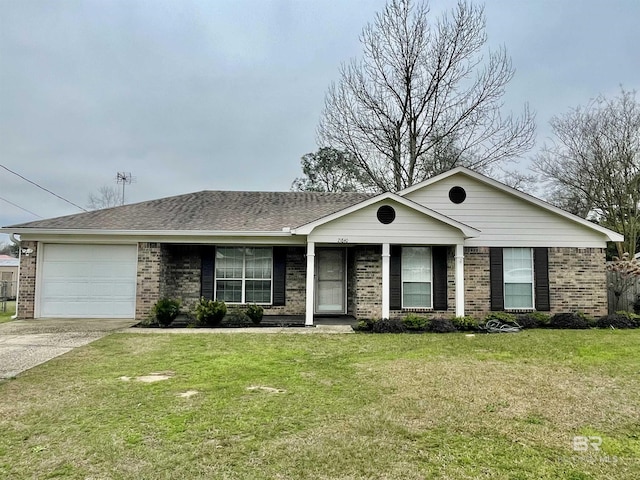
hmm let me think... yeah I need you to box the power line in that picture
[0,163,87,212]
[0,195,43,218]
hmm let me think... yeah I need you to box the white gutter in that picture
[0,228,295,237]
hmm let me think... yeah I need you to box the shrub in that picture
[549,312,590,329]
[484,312,518,325]
[516,312,551,329]
[353,319,374,332]
[193,297,227,326]
[152,298,181,327]
[225,307,251,326]
[634,295,640,315]
[451,316,480,331]
[371,318,407,333]
[245,304,264,324]
[596,313,639,329]
[426,317,456,333]
[402,313,429,331]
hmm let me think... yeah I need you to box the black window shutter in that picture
[533,247,550,311]
[390,245,402,310]
[201,246,215,300]
[272,247,286,306]
[432,246,448,310]
[489,247,504,311]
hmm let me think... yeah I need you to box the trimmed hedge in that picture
[549,312,590,329]
[596,312,640,329]
[354,310,640,333]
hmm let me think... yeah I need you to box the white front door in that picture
[315,249,346,314]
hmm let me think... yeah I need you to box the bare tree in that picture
[87,186,122,210]
[291,147,374,192]
[317,0,535,192]
[534,87,640,256]
[0,242,19,257]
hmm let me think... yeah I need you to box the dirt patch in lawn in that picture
[119,371,175,383]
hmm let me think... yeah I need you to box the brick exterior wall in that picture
[263,247,306,316]
[135,242,163,320]
[16,241,37,319]
[162,244,202,311]
[548,247,608,318]
[353,245,382,319]
[157,245,307,316]
[464,247,492,318]
[14,241,609,321]
[390,246,456,319]
[463,246,608,319]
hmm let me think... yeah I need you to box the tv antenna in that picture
[116,172,136,205]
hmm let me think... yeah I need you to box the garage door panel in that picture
[40,244,137,318]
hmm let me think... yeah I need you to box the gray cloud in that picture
[2,0,640,244]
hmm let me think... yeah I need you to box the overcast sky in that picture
[1,0,639,245]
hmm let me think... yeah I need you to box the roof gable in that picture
[399,167,623,244]
[293,192,480,238]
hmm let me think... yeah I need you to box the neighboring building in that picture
[0,254,19,299]
[0,167,623,323]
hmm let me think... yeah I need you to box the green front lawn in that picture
[0,301,15,323]
[1,330,639,479]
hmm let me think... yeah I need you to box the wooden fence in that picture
[607,272,640,313]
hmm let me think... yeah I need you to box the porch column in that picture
[305,242,315,326]
[381,243,390,319]
[455,243,465,317]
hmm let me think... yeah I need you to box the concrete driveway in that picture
[0,318,137,379]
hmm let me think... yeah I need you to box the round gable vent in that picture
[377,205,396,224]
[448,186,466,204]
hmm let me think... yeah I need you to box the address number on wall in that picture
[337,238,349,243]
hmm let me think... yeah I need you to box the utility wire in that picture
[0,163,87,212]
[0,195,43,218]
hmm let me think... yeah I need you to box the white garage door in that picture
[39,244,137,318]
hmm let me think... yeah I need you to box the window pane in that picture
[402,247,431,282]
[216,280,242,303]
[216,247,244,279]
[503,248,533,309]
[245,248,272,279]
[403,282,431,308]
[245,280,271,303]
[504,283,533,309]
[503,248,533,283]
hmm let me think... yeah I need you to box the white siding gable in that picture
[308,200,465,245]
[404,173,609,247]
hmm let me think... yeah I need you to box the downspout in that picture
[9,234,20,319]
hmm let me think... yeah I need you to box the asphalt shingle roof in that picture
[6,191,375,232]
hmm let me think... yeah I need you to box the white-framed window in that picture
[503,247,534,309]
[215,247,273,304]
[402,246,432,308]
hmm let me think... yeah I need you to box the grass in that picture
[0,301,15,323]
[1,330,639,479]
